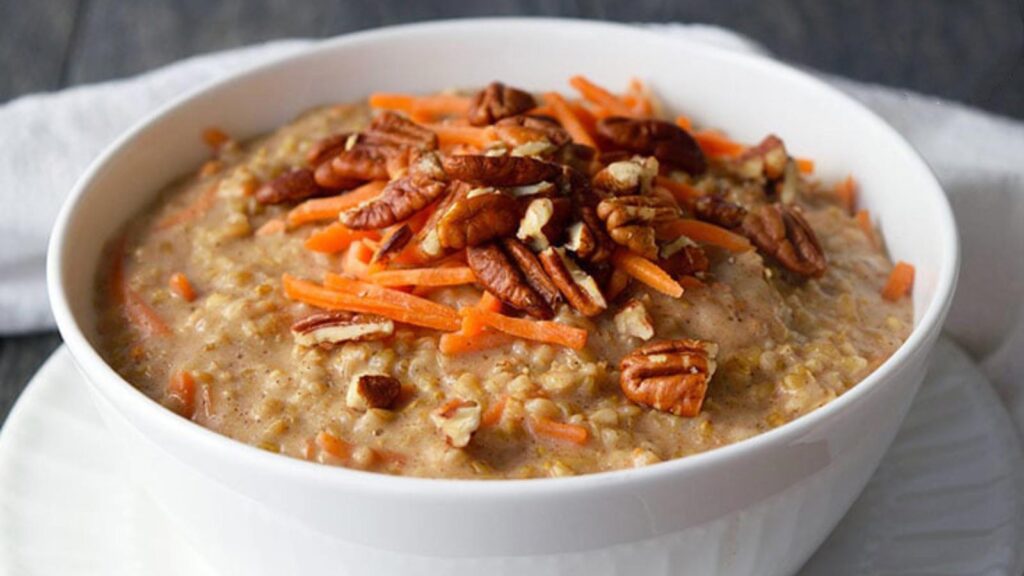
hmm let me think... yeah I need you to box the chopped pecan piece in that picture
[291,311,394,348]
[596,117,707,175]
[467,240,557,319]
[436,189,521,249]
[329,145,391,181]
[539,247,607,317]
[562,167,614,263]
[306,133,354,166]
[742,203,827,278]
[431,399,481,448]
[468,82,538,126]
[441,155,560,187]
[693,195,747,229]
[592,157,659,196]
[314,160,363,190]
[362,111,438,150]
[732,134,788,180]
[346,374,402,411]
[372,224,413,265]
[256,168,322,205]
[596,195,679,259]
[658,237,710,277]
[340,175,448,230]
[494,115,572,148]
[619,339,718,417]
[613,299,655,340]
[516,196,571,250]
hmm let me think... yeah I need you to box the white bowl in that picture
[47,18,958,576]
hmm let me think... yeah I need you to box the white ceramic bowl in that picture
[47,18,958,576]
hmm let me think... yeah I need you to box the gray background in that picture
[1,0,1023,424]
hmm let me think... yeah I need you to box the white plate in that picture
[1,339,1021,576]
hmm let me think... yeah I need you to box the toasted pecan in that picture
[741,203,827,278]
[619,339,718,417]
[468,82,538,126]
[596,117,706,175]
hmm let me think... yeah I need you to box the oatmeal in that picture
[95,78,913,479]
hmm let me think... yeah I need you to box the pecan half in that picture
[693,195,747,229]
[363,111,438,150]
[620,339,718,417]
[340,175,448,230]
[494,115,572,148]
[592,156,659,196]
[256,168,322,205]
[329,145,391,181]
[291,311,394,348]
[742,204,827,278]
[441,155,560,187]
[306,133,354,166]
[314,160,363,190]
[436,189,521,250]
[539,247,607,317]
[597,195,679,259]
[431,399,481,448]
[467,240,557,318]
[468,82,538,126]
[346,374,402,411]
[596,117,706,175]
[658,237,710,277]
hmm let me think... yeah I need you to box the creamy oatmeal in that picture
[96,79,913,479]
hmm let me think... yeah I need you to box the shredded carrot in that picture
[796,157,815,174]
[655,176,704,204]
[316,431,352,461]
[425,123,497,149]
[155,185,217,230]
[565,99,600,138]
[286,180,387,227]
[855,209,877,247]
[611,249,684,298]
[439,330,516,356]
[201,127,231,151]
[836,175,857,214]
[477,291,503,313]
[568,75,635,117]
[304,223,380,254]
[481,396,509,427]
[370,267,476,287]
[168,272,196,302]
[342,240,375,278]
[368,93,416,112]
[109,237,171,338]
[657,219,753,253]
[543,92,597,148]
[527,103,555,117]
[255,218,286,237]
[168,370,196,418]
[369,92,472,118]
[626,77,653,116]
[283,274,460,332]
[692,130,746,158]
[882,261,915,301]
[459,307,588,350]
[528,416,589,445]
[605,268,631,301]
[675,115,693,131]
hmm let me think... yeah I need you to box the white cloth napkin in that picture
[2,25,1022,432]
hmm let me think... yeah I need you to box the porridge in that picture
[96,77,914,479]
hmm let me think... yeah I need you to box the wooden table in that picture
[1,0,1022,423]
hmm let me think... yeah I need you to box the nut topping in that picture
[596,117,707,175]
[494,115,572,148]
[501,238,562,312]
[596,195,679,259]
[613,299,655,340]
[741,203,827,278]
[362,111,438,150]
[467,240,558,318]
[516,196,570,251]
[539,247,607,317]
[306,133,353,166]
[619,339,718,417]
[291,311,394,348]
[441,155,561,187]
[329,145,391,181]
[658,238,710,277]
[346,374,402,411]
[592,156,659,196]
[468,82,538,126]
[340,174,448,230]
[693,195,748,229]
[372,224,413,265]
[436,189,521,250]
[732,134,788,180]
[431,399,482,448]
[255,168,322,205]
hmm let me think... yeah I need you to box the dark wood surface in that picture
[1,0,1022,424]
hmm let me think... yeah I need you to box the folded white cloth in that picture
[1,26,1022,432]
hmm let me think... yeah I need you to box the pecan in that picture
[741,204,827,278]
[539,247,607,317]
[441,155,560,187]
[436,189,521,250]
[732,134,788,180]
[693,195,747,229]
[306,133,354,166]
[596,117,706,175]
[346,374,402,411]
[658,237,710,277]
[372,224,413,265]
[291,311,394,348]
[613,299,654,340]
[619,339,719,417]
[494,115,572,148]
[468,82,538,126]
[516,196,571,250]
[467,240,558,319]
[256,168,323,205]
[558,142,599,176]
[431,399,481,448]
[562,167,614,263]
[329,145,391,181]
[597,195,679,259]
[314,160,363,190]
[772,158,799,204]
[363,111,438,150]
[592,156,659,196]
[340,175,448,230]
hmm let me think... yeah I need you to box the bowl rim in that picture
[46,17,960,498]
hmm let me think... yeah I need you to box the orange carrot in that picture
[543,92,597,148]
[155,185,217,230]
[425,123,497,149]
[655,176,704,204]
[675,115,693,131]
[305,223,380,254]
[286,180,387,227]
[796,157,815,174]
[439,330,516,356]
[168,370,196,418]
[459,307,588,350]
[368,92,416,112]
[565,99,600,137]
[626,77,653,116]
[255,218,286,236]
[568,75,635,117]
[370,266,477,287]
[342,240,375,278]
[481,396,509,427]
[882,261,915,301]
[528,416,589,445]
[855,209,877,247]
[109,237,171,338]
[168,272,196,302]
[202,127,231,151]
[605,267,631,301]
[657,219,753,253]
[369,92,472,118]
[527,104,555,117]
[316,431,352,461]
[452,291,504,340]
[835,175,857,214]
[477,291,503,313]
[611,249,684,298]
[692,130,746,158]
[283,274,460,331]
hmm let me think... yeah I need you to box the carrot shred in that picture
[611,249,684,298]
[316,431,352,461]
[201,127,231,151]
[477,291,503,313]
[109,237,171,338]
[425,123,497,149]
[675,115,693,131]
[369,92,472,118]
[796,157,815,174]
[368,92,416,112]
[439,330,516,356]
[605,268,631,301]
[370,266,476,287]
[692,130,746,158]
[304,222,380,254]
[168,370,196,418]
[568,75,635,117]
[342,240,375,278]
[882,261,915,301]
[459,307,588,350]
[543,92,597,148]
[626,77,653,116]
[283,274,460,332]
[655,176,704,205]
[528,416,589,445]
[835,175,857,214]
[481,396,509,427]
[286,180,387,227]
[565,99,600,138]
[255,218,286,237]
[657,219,753,253]
[155,185,217,230]
[855,209,877,247]
[168,272,196,302]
